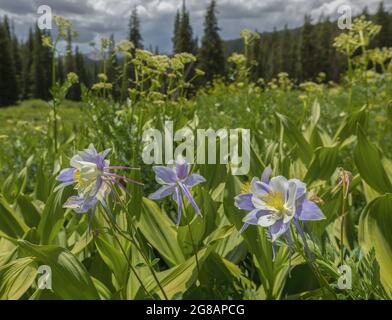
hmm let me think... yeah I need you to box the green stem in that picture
[51,47,58,154]
[340,187,346,266]
[108,189,169,300]
[187,220,200,275]
[291,227,336,299]
[101,211,152,299]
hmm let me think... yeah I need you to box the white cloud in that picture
[1,0,389,53]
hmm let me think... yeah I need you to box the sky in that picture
[0,0,391,53]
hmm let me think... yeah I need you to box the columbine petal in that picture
[250,178,270,196]
[56,168,75,182]
[54,181,75,192]
[261,166,272,184]
[175,157,189,180]
[174,187,183,225]
[257,214,276,227]
[286,181,297,209]
[269,176,289,201]
[70,155,84,168]
[269,220,290,242]
[100,148,111,159]
[252,195,276,211]
[153,166,177,184]
[235,193,255,211]
[296,199,326,221]
[149,185,176,200]
[289,179,307,199]
[242,209,272,225]
[184,173,206,187]
[179,183,201,215]
[64,196,98,213]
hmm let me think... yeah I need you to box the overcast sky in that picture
[0,0,390,53]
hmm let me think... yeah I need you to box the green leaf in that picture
[203,225,235,246]
[354,126,392,194]
[136,246,213,299]
[0,195,29,238]
[0,257,38,300]
[38,187,72,244]
[139,198,185,267]
[276,112,313,164]
[358,194,392,297]
[95,235,128,286]
[34,162,51,202]
[305,146,339,183]
[334,105,368,142]
[16,195,42,228]
[92,277,112,300]
[17,240,100,300]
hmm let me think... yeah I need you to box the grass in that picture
[0,99,85,136]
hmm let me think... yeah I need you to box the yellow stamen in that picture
[241,181,251,194]
[263,192,285,211]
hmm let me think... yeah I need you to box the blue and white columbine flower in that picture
[235,167,325,259]
[149,157,206,225]
[56,144,136,213]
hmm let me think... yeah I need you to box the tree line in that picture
[0,0,391,107]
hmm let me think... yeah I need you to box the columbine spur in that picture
[55,144,137,213]
[149,157,206,225]
[235,167,325,259]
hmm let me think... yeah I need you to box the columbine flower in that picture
[55,144,138,213]
[149,157,206,225]
[235,167,325,260]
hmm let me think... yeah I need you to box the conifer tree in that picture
[300,15,316,81]
[30,26,47,100]
[199,0,225,81]
[65,28,74,75]
[21,28,34,99]
[57,56,65,84]
[172,10,181,53]
[75,46,89,100]
[107,34,119,99]
[0,20,18,106]
[316,17,333,79]
[175,0,195,54]
[375,2,391,47]
[129,8,143,49]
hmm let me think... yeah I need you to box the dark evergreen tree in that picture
[21,28,34,99]
[175,0,196,54]
[375,2,391,47]
[30,26,47,100]
[129,8,143,49]
[172,10,181,53]
[279,25,292,75]
[12,34,22,98]
[57,56,65,84]
[65,28,74,74]
[107,34,119,99]
[199,0,225,82]
[0,20,18,106]
[65,28,78,100]
[299,15,316,81]
[315,17,333,79]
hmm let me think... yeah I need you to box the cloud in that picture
[0,0,388,53]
